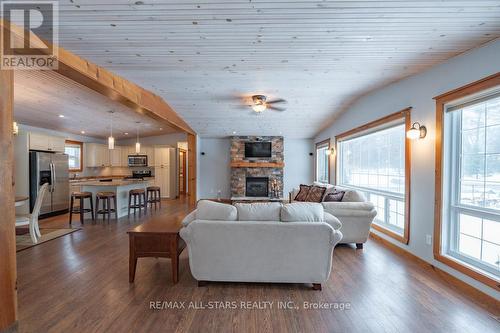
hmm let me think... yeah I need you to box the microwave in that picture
[128,155,148,167]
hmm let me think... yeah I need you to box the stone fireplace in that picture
[230,136,284,199]
[246,177,269,197]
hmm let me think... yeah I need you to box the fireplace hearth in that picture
[246,177,269,197]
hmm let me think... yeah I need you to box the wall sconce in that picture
[407,122,427,140]
[12,122,19,135]
[325,147,335,156]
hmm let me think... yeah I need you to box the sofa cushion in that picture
[281,203,324,222]
[305,186,327,203]
[294,184,311,202]
[235,202,282,221]
[324,190,345,202]
[196,200,237,221]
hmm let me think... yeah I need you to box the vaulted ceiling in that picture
[40,0,500,138]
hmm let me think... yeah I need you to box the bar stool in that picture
[95,192,118,222]
[69,192,94,225]
[128,189,147,216]
[146,186,161,210]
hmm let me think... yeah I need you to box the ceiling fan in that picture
[249,95,287,113]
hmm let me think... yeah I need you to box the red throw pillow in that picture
[324,190,345,202]
[294,185,311,201]
[305,186,327,203]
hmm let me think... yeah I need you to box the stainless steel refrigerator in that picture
[29,151,70,217]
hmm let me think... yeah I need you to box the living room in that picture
[1,1,499,333]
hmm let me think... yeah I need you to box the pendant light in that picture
[12,122,19,135]
[108,111,115,150]
[135,121,141,153]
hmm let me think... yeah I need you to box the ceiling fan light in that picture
[252,104,266,113]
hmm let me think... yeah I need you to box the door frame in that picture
[178,148,187,194]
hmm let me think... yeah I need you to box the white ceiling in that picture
[37,0,500,138]
[14,70,178,139]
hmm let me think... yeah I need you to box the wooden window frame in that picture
[65,140,83,172]
[434,73,500,291]
[335,108,412,244]
[315,139,331,184]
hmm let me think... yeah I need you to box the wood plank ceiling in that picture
[14,70,178,139]
[35,0,500,138]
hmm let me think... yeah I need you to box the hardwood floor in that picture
[16,198,499,332]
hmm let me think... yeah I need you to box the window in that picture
[65,140,83,172]
[336,109,411,243]
[442,92,500,279]
[315,139,330,183]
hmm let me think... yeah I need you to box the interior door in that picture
[51,154,70,212]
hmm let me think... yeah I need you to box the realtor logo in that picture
[1,1,58,69]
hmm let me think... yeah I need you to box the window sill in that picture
[371,223,409,244]
[434,252,500,291]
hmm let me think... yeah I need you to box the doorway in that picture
[178,149,187,194]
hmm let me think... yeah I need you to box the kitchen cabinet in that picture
[142,146,155,166]
[85,143,110,167]
[154,147,169,168]
[110,146,122,167]
[155,165,170,198]
[121,146,131,167]
[29,132,65,152]
[154,147,172,198]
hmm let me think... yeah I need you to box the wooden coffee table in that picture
[127,216,186,284]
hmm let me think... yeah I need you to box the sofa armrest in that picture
[181,209,197,227]
[322,202,377,218]
[324,212,342,230]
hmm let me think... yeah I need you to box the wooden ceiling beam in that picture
[1,19,195,135]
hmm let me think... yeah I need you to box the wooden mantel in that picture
[230,161,285,168]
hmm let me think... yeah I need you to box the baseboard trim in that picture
[369,232,500,317]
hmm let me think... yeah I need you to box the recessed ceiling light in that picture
[124,132,129,135]
[58,114,65,118]
[159,128,163,130]
[80,131,85,134]
[232,131,236,134]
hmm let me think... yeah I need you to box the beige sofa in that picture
[289,183,377,248]
[180,200,343,289]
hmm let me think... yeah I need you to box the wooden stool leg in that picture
[107,198,111,223]
[134,195,137,215]
[96,197,100,221]
[128,194,131,217]
[89,196,95,221]
[143,193,147,214]
[79,197,84,224]
[158,190,161,208]
[69,195,74,225]
[114,196,118,220]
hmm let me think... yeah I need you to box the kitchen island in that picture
[75,179,153,218]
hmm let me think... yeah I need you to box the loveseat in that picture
[180,200,343,290]
[290,183,377,248]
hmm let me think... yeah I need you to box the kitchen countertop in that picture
[70,177,154,184]
[74,179,154,187]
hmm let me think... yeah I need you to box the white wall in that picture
[284,139,314,195]
[197,137,314,199]
[198,138,231,199]
[315,40,500,299]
